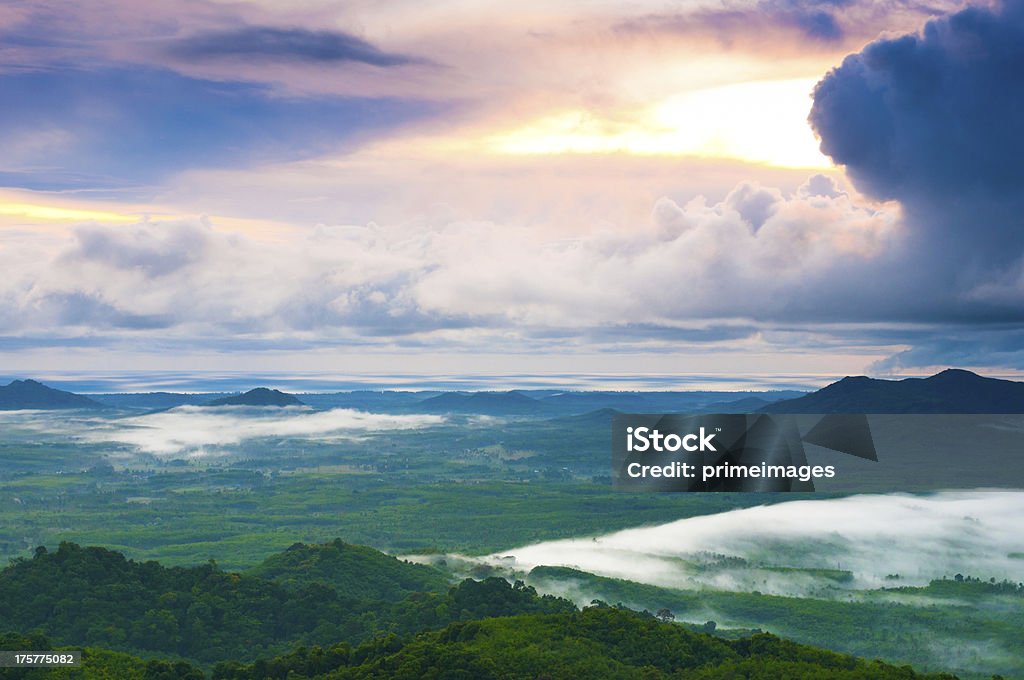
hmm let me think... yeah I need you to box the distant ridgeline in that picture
[0,541,959,679]
[5,368,1024,414]
[762,368,1024,413]
[0,380,306,410]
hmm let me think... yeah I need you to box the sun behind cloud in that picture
[485,78,831,169]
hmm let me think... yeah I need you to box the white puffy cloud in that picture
[412,175,898,326]
[0,175,900,350]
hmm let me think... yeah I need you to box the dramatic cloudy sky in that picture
[2,0,1023,381]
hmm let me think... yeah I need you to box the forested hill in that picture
[0,612,958,680]
[245,539,449,601]
[0,542,960,679]
[211,607,959,680]
[0,542,570,663]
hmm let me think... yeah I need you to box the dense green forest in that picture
[0,545,963,679]
[0,542,572,663]
[0,632,205,680]
[210,608,960,680]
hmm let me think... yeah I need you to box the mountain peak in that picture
[927,368,982,381]
[936,368,976,375]
[0,379,102,410]
[207,388,305,407]
[833,375,874,385]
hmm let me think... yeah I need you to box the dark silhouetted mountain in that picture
[762,368,1024,413]
[207,387,305,407]
[415,391,544,415]
[0,379,102,410]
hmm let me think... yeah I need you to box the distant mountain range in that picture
[762,369,1024,413]
[207,388,305,407]
[5,369,1024,413]
[0,379,101,410]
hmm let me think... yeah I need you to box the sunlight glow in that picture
[0,201,137,223]
[487,78,831,169]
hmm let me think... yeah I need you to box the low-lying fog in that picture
[476,491,1024,594]
[0,407,444,457]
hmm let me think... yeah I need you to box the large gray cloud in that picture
[810,0,1024,307]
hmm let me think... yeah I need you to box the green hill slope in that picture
[245,539,449,601]
[0,543,567,664]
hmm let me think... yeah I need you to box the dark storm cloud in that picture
[810,0,1024,273]
[812,0,1024,197]
[802,0,1024,375]
[168,26,423,67]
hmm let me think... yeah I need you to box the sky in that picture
[2,0,1023,383]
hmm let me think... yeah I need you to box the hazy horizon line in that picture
[5,368,1024,394]
[2,370,831,394]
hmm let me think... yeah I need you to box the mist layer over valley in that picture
[0,406,447,458]
[473,492,1024,595]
